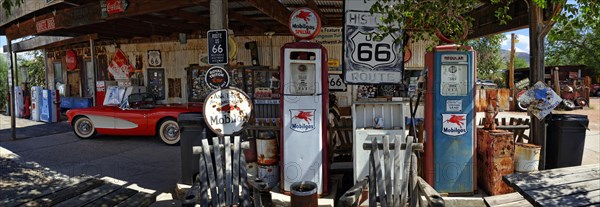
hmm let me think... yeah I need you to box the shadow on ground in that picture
[0,122,72,142]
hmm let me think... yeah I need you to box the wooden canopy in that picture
[1,0,539,49]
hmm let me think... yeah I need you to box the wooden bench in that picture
[484,192,532,207]
[478,117,530,143]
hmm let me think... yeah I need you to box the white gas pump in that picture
[30,86,43,121]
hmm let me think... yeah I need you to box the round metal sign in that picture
[203,87,252,136]
[66,49,77,70]
[205,66,230,89]
[288,8,321,40]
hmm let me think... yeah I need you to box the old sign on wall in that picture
[203,88,252,136]
[66,49,77,71]
[207,29,229,65]
[205,66,230,89]
[147,50,162,67]
[343,0,404,84]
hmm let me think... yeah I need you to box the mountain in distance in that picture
[499,49,530,66]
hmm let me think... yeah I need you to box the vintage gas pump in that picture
[31,86,43,121]
[40,89,58,123]
[280,8,329,195]
[424,45,477,194]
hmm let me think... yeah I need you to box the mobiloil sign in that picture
[280,7,329,195]
[425,45,477,195]
[203,88,252,136]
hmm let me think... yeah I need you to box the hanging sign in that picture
[207,29,229,65]
[203,87,252,136]
[205,66,230,89]
[442,114,468,136]
[288,8,321,40]
[107,49,134,80]
[35,17,55,33]
[147,50,162,67]
[101,0,128,17]
[66,49,77,70]
[343,0,404,84]
[517,81,562,120]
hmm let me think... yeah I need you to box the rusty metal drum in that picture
[258,164,279,189]
[256,132,278,165]
[290,181,318,207]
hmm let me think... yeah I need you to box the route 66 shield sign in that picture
[148,50,162,67]
[350,32,397,68]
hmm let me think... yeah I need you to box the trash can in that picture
[179,112,215,185]
[546,114,589,169]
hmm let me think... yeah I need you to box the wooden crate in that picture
[477,129,515,195]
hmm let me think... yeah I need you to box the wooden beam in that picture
[245,0,291,26]
[3,36,73,52]
[0,0,65,27]
[306,0,328,25]
[4,0,208,40]
[39,34,101,49]
[160,10,210,25]
[229,10,268,30]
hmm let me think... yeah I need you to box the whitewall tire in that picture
[73,116,96,139]
[158,119,180,145]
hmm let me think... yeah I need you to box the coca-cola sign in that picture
[66,49,77,70]
[101,0,128,17]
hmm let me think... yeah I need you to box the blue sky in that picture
[500,28,530,53]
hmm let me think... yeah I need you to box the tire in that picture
[595,90,600,97]
[575,97,587,106]
[562,100,576,110]
[73,116,96,139]
[517,101,529,112]
[158,119,180,145]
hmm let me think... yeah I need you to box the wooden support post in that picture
[8,39,16,140]
[509,33,515,90]
[528,1,546,170]
[210,0,228,30]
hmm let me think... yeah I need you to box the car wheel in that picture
[158,119,180,145]
[595,90,600,97]
[517,101,529,112]
[562,100,576,110]
[73,116,96,139]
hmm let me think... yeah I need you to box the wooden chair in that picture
[186,136,253,207]
[329,114,353,162]
[338,135,444,207]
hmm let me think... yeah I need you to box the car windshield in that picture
[124,93,155,109]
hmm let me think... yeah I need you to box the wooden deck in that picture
[3,176,156,207]
[503,164,600,207]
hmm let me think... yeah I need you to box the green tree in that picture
[18,51,46,87]
[545,7,600,75]
[514,57,529,69]
[0,54,7,111]
[468,34,507,80]
[371,0,599,47]
[1,0,22,16]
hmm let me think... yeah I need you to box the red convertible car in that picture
[66,92,202,145]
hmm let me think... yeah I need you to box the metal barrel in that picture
[290,181,318,207]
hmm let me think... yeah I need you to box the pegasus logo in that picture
[295,10,312,23]
[444,115,465,128]
[293,111,313,124]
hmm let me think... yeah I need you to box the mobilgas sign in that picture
[203,88,252,136]
[343,0,404,85]
[441,114,467,136]
[205,66,230,89]
[289,109,316,132]
[288,8,321,40]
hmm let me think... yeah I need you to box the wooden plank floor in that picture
[484,192,533,207]
[5,177,156,207]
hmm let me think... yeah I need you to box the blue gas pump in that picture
[424,45,477,194]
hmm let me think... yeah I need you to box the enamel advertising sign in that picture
[66,49,77,71]
[288,8,321,40]
[107,49,134,80]
[203,88,252,136]
[442,114,468,136]
[344,0,404,84]
[289,109,316,133]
